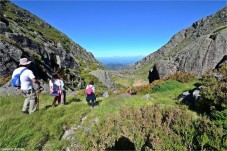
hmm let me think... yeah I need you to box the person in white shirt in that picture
[49,73,62,106]
[12,58,40,114]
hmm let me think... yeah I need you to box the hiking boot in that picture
[52,104,57,107]
[22,111,29,114]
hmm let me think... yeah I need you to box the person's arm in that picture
[92,85,95,93]
[49,80,53,93]
[57,80,62,94]
[85,85,88,94]
[28,70,40,87]
[58,85,62,94]
[32,78,40,86]
[60,80,63,90]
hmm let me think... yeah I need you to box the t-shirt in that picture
[59,79,65,91]
[49,79,61,91]
[86,85,95,93]
[12,67,35,91]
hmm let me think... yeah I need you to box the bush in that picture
[200,63,227,112]
[210,109,227,147]
[0,76,11,87]
[193,117,224,150]
[164,71,196,83]
[76,105,225,150]
[151,80,182,93]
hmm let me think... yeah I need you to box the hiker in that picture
[49,73,62,106]
[86,80,96,108]
[126,87,137,95]
[59,77,66,104]
[131,89,137,95]
[12,58,41,114]
[126,87,132,95]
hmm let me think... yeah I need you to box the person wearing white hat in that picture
[12,58,40,114]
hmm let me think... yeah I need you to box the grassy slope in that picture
[0,80,198,150]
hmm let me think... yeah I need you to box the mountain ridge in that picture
[0,0,105,91]
[130,6,227,83]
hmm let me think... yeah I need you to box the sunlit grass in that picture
[0,93,90,150]
[0,79,198,150]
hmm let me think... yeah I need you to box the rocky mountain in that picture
[0,0,107,92]
[132,7,227,83]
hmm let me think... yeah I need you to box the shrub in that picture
[164,71,196,83]
[200,63,227,112]
[193,117,224,150]
[210,109,227,148]
[76,105,225,150]
[0,76,11,87]
[115,79,168,95]
[151,80,182,93]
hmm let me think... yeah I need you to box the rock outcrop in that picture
[132,7,227,83]
[0,1,103,93]
[90,69,115,91]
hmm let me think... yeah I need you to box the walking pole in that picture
[36,86,44,110]
[36,87,40,110]
[37,80,44,110]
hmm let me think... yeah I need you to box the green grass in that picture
[0,80,199,150]
[0,94,90,150]
[213,26,227,33]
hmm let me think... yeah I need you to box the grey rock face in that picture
[215,55,227,69]
[176,32,227,74]
[0,80,49,96]
[0,21,7,33]
[136,7,227,83]
[152,60,178,79]
[90,69,115,91]
[0,1,102,95]
[5,33,39,49]
[148,30,227,82]
[0,40,23,77]
[0,81,21,96]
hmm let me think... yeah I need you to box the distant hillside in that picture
[0,1,109,92]
[97,56,144,70]
[97,56,144,64]
[102,63,129,70]
[130,7,227,83]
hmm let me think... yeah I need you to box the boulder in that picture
[148,60,178,82]
[90,69,115,91]
[0,21,6,33]
[0,40,23,77]
[178,86,202,107]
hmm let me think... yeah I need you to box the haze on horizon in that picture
[12,0,226,58]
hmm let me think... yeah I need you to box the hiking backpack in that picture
[53,83,59,92]
[86,86,93,95]
[11,68,27,87]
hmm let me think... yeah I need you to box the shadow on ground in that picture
[87,100,102,107]
[43,97,83,110]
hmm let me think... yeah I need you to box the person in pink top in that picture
[86,80,96,108]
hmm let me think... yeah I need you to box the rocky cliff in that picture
[132,7,227,83]
[0,1,102,91]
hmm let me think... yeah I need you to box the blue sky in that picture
[12,0,226,58]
